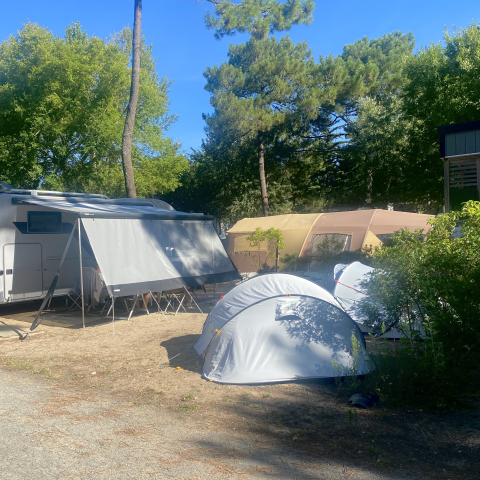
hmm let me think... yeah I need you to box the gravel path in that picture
[0,368,417,480]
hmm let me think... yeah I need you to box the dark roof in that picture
[437,120,480,136]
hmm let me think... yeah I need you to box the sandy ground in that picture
[0,288,478,479]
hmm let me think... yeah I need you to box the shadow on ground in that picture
[160,334,203,371]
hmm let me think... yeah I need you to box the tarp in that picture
[14,196,239,297]
[195,274,370,384]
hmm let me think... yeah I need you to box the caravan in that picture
[0,183,238,308]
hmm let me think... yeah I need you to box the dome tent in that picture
[333,261,408,338]
[194,274,371,384]
[334,262,375,326]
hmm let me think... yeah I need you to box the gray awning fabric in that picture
[15,196,238,296]
[81,218,238,296]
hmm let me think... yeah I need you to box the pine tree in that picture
[204,36,319,215]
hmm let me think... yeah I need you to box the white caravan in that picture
[0,183,235,306]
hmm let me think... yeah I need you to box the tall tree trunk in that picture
[366,167,373,204]
[121,0,142,198]
[258,135,269,216]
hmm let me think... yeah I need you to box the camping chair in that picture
[123,294,150,320]
[162,287,203,316]
[67,289,83,312]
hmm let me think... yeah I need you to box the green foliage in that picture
[244,226,285,271]
[316,31,417,206]
[352,201,480,407]
[206,0,315,40]
[399,23,480,207]
[0,22,187,197]
[195,35,324,219]
[343,333,469,409]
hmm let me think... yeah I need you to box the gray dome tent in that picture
[333,261,374,326]
[194,274,371,384]
[334,261,413,339]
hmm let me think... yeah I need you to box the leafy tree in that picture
[400,23,480,207]
[364,201,480,360]
[356,201,480,407]
[204,36,319,215]
[339,95,412,206]
[245,226,285,270]
[206,0,315,40]
[312,32,415,207]
[0,22,187,197]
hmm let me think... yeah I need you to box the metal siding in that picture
[446,133,456,156]
[466,130,476,153]
[456,132,466,155]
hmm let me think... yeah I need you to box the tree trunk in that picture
[366,167,373,204]
[258,136,269,216]
[121,0,142,198]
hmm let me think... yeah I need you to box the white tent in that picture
[194,274,371,384]
[333,261,374,325]
[334,261,409,338]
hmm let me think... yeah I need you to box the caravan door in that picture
[3,244,43,301]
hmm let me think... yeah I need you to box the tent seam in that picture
[297,213,324,259]
[361,209,379,248]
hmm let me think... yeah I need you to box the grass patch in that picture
[178,403,198,412]
[4,358,58,378]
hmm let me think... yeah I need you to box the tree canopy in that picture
[206,0,315,40]
[174,24,480,222]
[0,22,187,197]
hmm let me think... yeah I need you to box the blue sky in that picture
[1,1,479,154]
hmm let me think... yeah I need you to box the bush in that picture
[355,201,480,407]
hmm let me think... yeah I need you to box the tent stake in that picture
[78,218,85,330]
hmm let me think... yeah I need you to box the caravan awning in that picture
[15,197,239,297]
[12,196,214,221]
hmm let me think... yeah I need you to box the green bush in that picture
[355,201,480,407]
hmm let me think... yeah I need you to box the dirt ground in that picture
[0,287,479,480]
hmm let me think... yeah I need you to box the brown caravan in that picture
[226,209,434,273]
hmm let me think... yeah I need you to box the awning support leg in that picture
[184,286,202,314]
[29,221,78,333]
[127,295,139,320]
[111,295,115,335]
[174,294,185,316]
[148,291,168,321]
[141,294,149,315]
[78,218,85,330]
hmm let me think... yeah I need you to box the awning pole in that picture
[29,222,78,333]
[78,218,85,330]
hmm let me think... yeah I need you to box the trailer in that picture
[0,184,239,323]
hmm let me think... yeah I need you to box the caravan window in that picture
[310,233,351,257]
[27,211,62,233]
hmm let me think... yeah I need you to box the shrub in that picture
[356,201,480,407]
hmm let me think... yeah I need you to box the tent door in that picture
[3,243,43,301]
